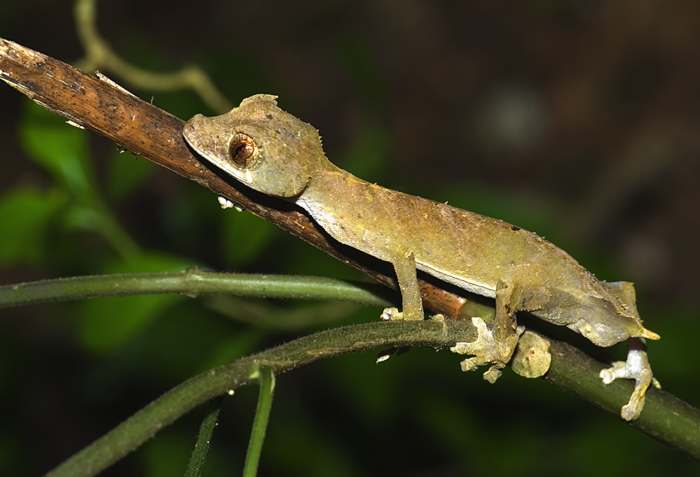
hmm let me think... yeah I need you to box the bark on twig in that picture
[0,37,469,318]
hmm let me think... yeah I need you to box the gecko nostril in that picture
[228,133,257,168]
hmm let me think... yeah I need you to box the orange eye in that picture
[228,133,257,169]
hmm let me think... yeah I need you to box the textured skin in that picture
[184,94,660,419]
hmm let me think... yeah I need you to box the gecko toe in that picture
[600,344,656,421]
[451,317,518,382]
[381,307,401,321]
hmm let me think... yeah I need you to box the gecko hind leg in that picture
[600,337,660,421]
[451,279,529,383]
[451,317,524,383]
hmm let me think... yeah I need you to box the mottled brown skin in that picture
[184,94,660,420]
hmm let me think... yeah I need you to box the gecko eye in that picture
[228,133,258,169]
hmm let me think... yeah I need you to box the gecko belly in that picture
[416,261,497,299]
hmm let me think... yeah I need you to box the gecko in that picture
[183,94,660,421]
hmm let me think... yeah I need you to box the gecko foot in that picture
[381,307,427,321]
[451,317,524,384]
[599,338,660,421]
[381,307,402,321]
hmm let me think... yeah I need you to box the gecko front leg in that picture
[381,250,425,321]
[600,337,660,421]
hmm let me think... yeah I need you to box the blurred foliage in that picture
[1,0,699,476]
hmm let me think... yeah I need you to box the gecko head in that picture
[565,298,660,347]
[184,94,333,198]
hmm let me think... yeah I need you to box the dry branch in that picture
[0,37,470,318]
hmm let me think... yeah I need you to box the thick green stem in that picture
[545,339,700,459]
[0,269,392,309]
[43,317,700,477]
[44,319,476,477]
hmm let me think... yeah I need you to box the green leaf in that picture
[107,148,156,201]
[77,252,192,353]
[185,398,223,477]
[0,188,63,265]
[18,100,95,200]
[17,101,140,259]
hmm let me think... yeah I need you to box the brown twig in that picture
[4,38,700,466]
[0,37,470,319]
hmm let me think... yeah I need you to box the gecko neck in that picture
[294,162,349,213]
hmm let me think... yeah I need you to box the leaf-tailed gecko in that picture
[183,94,660,421]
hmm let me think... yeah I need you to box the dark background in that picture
[1,0,699,475]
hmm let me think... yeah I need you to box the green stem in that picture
[42,319,700,477]
[8,271,699,468]
[0,269,392,309]
[44,319,476,477]
[545,339,700,458]
[242,366,275,477]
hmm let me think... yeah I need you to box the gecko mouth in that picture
[566,320,625,347]
[639,328,660,340]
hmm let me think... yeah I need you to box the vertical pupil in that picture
[229,134,256,168]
